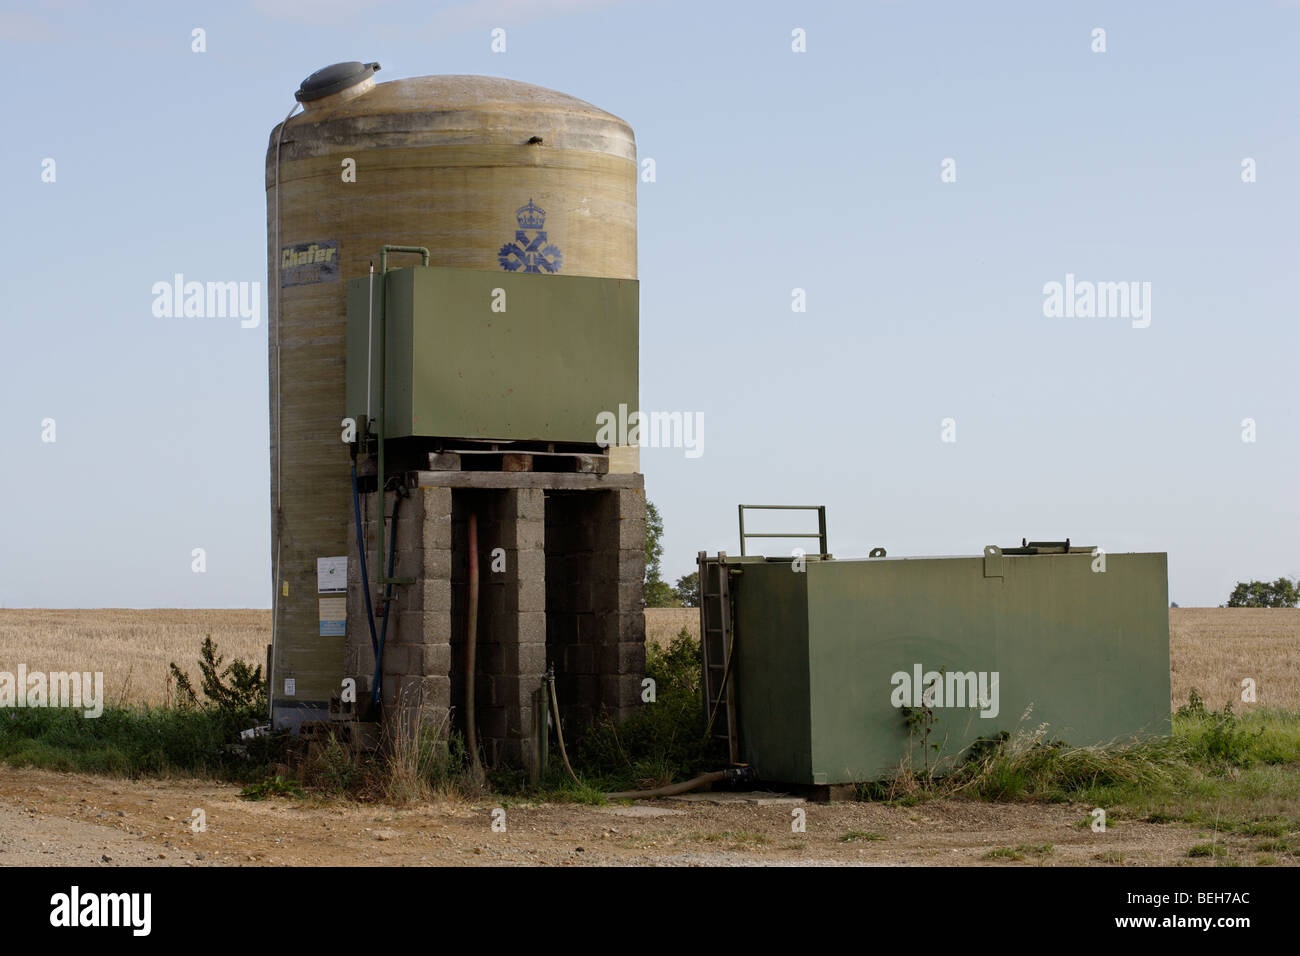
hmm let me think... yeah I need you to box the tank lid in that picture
[295,61,380,102]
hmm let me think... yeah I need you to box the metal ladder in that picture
[697,551,739,763]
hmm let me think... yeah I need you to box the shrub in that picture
[169,635,266,724]
[1177,688,1262,768]
[574,628,723,791]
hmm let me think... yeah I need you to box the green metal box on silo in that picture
[345,265,638,444]
[724,548,1171,786]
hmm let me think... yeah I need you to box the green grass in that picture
[982,846,1023,861]
[853,695,1300,864]
[840,829,886,843]
[893,703,1300,825]
[0,630,716,803]
[0,705,280,781]
[0,633,720,803]
[239,775,303,800]
[1252,838,1293,853]
[551,630,726,798]
[0,637,279,783]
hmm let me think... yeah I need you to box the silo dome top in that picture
[271,73,635,166]
[296,61,381,102]
[304,74,628,124]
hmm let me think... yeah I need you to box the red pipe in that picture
[465,511,481,771]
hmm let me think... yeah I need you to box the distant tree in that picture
[674,571,700,608]
[644,500,677,607]
[1225,577,1299,608]
[645,578,677,608]
[645,500,664,584]
[1170,601,1179,608]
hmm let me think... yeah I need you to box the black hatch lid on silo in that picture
[295,61,380,102]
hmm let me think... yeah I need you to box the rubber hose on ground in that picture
[605,771,728,801]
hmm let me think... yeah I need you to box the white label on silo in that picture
[317,556,347,592]
[284,678,296,696]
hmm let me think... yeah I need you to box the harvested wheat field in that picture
[1170,607,1300,711]
[645,607,698,648]
[0,609,697,707]
[0,607,1296,711]
[0,610,270,708]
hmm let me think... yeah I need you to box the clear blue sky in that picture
[2,0,1296,608]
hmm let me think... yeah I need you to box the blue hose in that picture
[372,493,402,707]
[351,462,379,658]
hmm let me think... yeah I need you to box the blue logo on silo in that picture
[498,199,563,274]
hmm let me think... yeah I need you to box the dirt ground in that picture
[0,766,1247,868]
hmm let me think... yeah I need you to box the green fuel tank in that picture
[703,546,1172,786]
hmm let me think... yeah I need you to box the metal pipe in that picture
[379,244,430,274]
[465,511,481,772]
[546,666,582,787]
[365,261,374,428]
[374,250,421,590]
[376,264,387,592]
[268,100,300,722]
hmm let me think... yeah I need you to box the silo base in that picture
[344,471,647,775]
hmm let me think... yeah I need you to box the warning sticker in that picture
[317,556,347,593]
[319,597,346,637]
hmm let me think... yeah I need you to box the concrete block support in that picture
[545,486,646,733]
[345,486,453,734]
[346,471,645,773]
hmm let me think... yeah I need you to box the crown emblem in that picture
[499,197,562,273]
[515,198,546,230]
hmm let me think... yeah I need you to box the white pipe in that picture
[269,101,300,721]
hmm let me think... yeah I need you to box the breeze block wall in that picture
[345,486,453,736]
[344,474,646,774]
[545,488,646,733]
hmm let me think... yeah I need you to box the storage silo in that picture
[265,64,642,734]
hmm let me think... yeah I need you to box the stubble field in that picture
[1,607,1295,712]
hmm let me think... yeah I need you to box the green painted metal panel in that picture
[346,266,638,443]
[731,550,1171,785]
[730,563,813,784]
